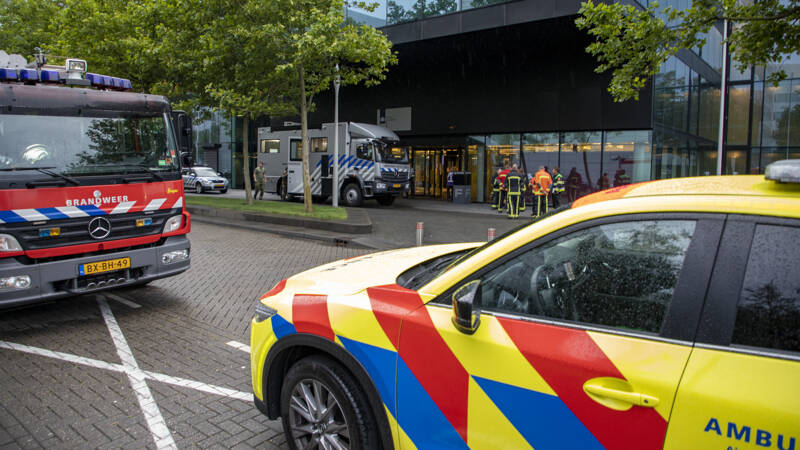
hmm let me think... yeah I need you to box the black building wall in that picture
[302,15,652,139]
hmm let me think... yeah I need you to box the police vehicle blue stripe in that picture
[473,375,603,449]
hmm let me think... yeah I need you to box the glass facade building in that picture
[202,0,800,201]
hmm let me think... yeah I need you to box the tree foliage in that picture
[268,0,397,212]
[576,0,800,102]
[1,0,396,210]
[386,0,456,24]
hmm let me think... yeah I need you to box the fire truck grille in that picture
[0,208,180,251]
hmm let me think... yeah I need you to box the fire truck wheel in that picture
[376,195,395,206]
[342,183,363,207]
[194,183,204,194]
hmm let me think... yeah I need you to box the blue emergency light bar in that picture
[0,68,17,80]
[0,60,131,91]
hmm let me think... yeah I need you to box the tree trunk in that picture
[242,115,253,205]
[299,64,313,213]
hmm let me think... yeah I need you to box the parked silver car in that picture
[182,166,229,194]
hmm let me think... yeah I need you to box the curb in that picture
[190,215,379,249]
[186,205,372,234]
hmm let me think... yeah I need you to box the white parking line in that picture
[226,341,251,354]
[0,339,253,402]
[104,292,141,309]
[98,296,177,449]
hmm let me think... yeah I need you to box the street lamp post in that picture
[716,18,729,176]
[333,64,341,207]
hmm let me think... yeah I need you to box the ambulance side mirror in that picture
[452,280,481,335]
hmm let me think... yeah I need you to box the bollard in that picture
[416,222,424,246]
[487,227,496,242]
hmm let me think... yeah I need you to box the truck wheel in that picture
[280,355,379,450]
[376,195,395,206]
[342,183,363,207]
[194,183,204,194]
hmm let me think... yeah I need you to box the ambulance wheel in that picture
[194,183,204,194]
[280,355,379,450]
[313,195,329,203]
[342,183,363,207]
[376,195,395,206]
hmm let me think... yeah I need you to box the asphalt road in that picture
[0,222,368,449]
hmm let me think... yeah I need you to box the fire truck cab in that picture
[0,51,191,308]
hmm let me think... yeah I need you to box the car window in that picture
[731,224,800,354]
[477,220,696,334]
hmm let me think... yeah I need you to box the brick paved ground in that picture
[0,222,368,449]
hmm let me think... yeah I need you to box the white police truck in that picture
[257,122,410,207]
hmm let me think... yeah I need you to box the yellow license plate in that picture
[79,257,131,276]
[393,183,402,188]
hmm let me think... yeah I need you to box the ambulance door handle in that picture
[583,377,659,411]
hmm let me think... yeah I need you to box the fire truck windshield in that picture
[373,140,408,164]
[0,112,178,175]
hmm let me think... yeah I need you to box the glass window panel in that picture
[560,132,601,200]
[478,220,696,334]
[260,139,280,154]
[290,139,301,161]
[725,149,747,175]
[345,1,387,27]
[727,85,751,145]
[761,80,797,147]
[522,133,559,180]
[386,0,421,24]
[699,78,721,141]
[603,131,652,184]
[732,224,800,353]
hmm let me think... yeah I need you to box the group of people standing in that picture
[491,164,566,219]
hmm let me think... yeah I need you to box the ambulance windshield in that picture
[0,112,179,175]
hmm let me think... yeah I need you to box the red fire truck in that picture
[0,51,192,307]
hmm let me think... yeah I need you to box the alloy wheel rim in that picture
[288,379,350,450]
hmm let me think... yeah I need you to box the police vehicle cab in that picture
[250,159,800,450]
[182,166,228,194]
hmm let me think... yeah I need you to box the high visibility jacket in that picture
[552,172,565,194]
[505,171,524,195]
[532,170,552,196]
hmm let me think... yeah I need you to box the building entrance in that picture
[412,147,463,199]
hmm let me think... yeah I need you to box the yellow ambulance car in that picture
[250,159,800,450]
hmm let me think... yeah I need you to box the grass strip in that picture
[186,195,348,221]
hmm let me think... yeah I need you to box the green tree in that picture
[198,0,297,205]
[576,0,800,102]
[270,0,397,212]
